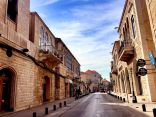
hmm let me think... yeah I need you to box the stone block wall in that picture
[0,45,55,111]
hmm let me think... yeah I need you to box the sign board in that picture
[137,59,146,67]
[148,52,156,65]
[138,68,147,76]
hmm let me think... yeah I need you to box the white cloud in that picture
[30,0,60,9]
[31,0,125,79]
[47,0,125,79]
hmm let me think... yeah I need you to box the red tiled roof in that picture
[102,79,110,83]
[85,70,97,74]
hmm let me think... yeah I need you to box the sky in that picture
[30,0,125,80]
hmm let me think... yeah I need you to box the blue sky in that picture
[30,0,125,79]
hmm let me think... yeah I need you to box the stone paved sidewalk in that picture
[108,92,156,117]
[126,102,156,117]
[0,97,75,117]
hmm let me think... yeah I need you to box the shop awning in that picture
[65,78,73,84]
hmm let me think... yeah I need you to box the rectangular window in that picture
[7,0,18,22]
[65,53,72,70]
[76,65,80,75]
[131,15,136,38]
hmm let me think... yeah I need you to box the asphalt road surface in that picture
[46,93,149,117]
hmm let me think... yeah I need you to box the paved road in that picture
[46,93,149,117]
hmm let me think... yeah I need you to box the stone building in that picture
[145,0,156,50]
[0,0,80,112]
[81,70,102,92]
[80,72,91,93]
[110,41,120,93]
[100,79,110,92]
[111,0,156,103]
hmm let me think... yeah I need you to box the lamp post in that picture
[129,68,137,103]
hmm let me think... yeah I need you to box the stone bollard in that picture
[153,108,156,117]
[142,104,146,112]
[53,105,56,111]
[64,101,67,107]
[45,107,48,115]
[59,102,62,108]
[33,112,36,117]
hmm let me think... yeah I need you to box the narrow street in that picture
[46,93,149,117]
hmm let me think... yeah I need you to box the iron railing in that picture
[118,40,133,55]
[39,45,63,59]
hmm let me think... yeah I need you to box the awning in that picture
[65,78,73,84]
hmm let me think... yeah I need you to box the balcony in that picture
[38,45,63,68]
[111,65,117,75]
[118,40,134,62]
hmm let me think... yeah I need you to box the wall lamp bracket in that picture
[21,48,29,53]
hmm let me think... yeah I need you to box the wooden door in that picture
[0,77,11,111]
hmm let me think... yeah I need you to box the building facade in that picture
[111,0,156,103]
[0,0,80,112]
[81,70,102,92]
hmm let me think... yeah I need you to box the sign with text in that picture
[137,59,146,67]
[138,68,147,76]
[148,52,156,65]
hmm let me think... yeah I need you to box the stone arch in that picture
[0,65,17,111]
[120,71,125,93]
[118,74,121,93]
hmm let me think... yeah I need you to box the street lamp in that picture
[21,48,29,53]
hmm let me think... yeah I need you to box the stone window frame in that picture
[7,0,18,22]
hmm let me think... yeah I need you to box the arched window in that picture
[45,33,51,51]
[45,32,49,46]
[45,32,48,43]
[40,27,45,47]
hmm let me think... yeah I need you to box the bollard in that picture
[123,98,125,102]
[59,102,62,108]
[33,112,36,117]
[53,105,56,111]
[142,104,146,112]
[64,101,67,107]
[45,107,48,115]
[153,108,156,117]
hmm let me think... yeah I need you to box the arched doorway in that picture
[120,72,125,93]
[125,68,131,94]
[0,68,15,112]
[42,76,50,102]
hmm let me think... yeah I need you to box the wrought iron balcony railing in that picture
[38,45,63,67]
[118,40,134,62]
